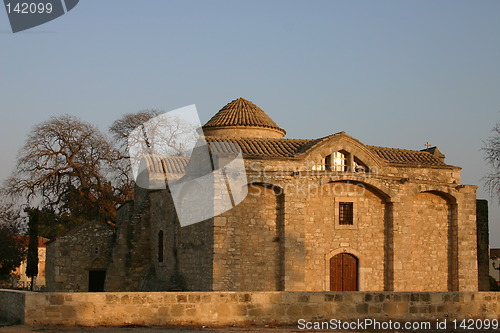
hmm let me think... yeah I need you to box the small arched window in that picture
[332,151,347,171]
[158,230,164,263]
[312,151,349,171]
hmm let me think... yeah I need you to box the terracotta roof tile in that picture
[15,235,51,247]
[206,137,315,158]
[203,98,285,134]
[143,138,450,171]
[143,155,188,174]
[206,137,450,167]
[367,146,447,166]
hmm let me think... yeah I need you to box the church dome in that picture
[202,98,286,138]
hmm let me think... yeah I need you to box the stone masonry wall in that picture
[395,192,451,291]
[149,189,214,291]
[2,290,500,326]
[304,181,387,291]
[176,214,214,291]
[213,184,282,291]
[0,289,26,324]
[45,222,115,292]
[241,167,478,292]
[105,194,153,291]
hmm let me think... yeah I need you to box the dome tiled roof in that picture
[203,98,285,135]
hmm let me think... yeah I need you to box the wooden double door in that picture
[330,253,358,291]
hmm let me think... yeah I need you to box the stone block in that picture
[170,304,184,317]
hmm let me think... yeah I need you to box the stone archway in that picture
[395,190,457,291]
[88,258,106,292]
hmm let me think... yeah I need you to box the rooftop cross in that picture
[425,141,432,149]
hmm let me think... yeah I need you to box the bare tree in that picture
[109,110,164,199]
[5,110,199,230]
[109,109,164,152]
[109,109,198,193]
[484,122,500,201]
[6,115,121,223]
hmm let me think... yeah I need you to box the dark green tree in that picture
[0,201,25,282]
[35,207,80,240]
[0,225,26,281]
[26,208,39,291]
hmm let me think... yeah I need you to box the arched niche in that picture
[396,190,457,291]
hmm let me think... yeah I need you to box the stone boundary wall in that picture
[1,290,500,326]
[0,289,27,324]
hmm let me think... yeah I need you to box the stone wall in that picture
[214,184,282,291]
[46,222,115,292]
[105,194,154,291]
[0,289,26,324]
[304,181,387,291]
[149,189,214,291]
[2,290,500,327]
[397,192,451,291]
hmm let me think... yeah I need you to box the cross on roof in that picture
[425,141,432,149]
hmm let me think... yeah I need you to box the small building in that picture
[45,222,114,292]
[46,97,489,292]
[11,236,50,290]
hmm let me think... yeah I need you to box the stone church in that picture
[46,97,489,292]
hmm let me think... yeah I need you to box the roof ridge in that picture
[367,145,434,154]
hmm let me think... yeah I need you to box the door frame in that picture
[325,248,362,290]
[88,269,106,292]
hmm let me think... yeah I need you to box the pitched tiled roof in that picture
[143,155,188,174]
[203,98,285,134]
[206,137,319,158]
[367,146,447,166]
[205,136,450,167]
[15,235,51,247]
[142,138,449,169]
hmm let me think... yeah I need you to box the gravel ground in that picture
[1,319,497,333]
[0,324,314,333]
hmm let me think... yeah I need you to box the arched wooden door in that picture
[330,253,358,291]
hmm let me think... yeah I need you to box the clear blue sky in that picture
[1,1,500,244]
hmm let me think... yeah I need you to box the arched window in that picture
[312,151,367,172]
[332,151,347,171]
[158,230,164,263]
